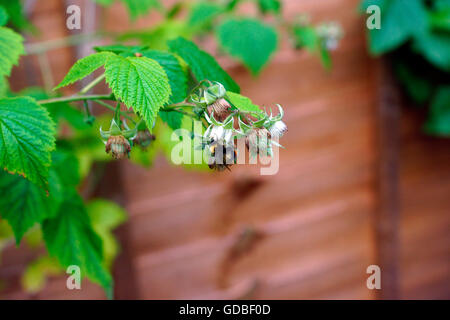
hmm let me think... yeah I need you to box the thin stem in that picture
[37,53,54,92]
[38,94,115,105]
[160,107,196,118]
[80,74,106,94]
[93,100,136,123]
[164,101,197,109]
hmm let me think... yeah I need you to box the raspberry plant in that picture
[0,0,341,298]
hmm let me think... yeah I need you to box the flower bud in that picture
[133,129,155,149]
[317,22,342,51]
[207,98,232,122]
[268,120,288,139]
[105,135,131,159]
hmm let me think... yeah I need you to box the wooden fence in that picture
[0,0,448,300]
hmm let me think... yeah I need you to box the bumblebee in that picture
[208,141,237,172]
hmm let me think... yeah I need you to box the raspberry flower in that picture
[132,120,155,149]
[316,22,343,51]
[100,119,136,159]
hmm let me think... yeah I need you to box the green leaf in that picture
[141,50,188,104]
[0,6,9,26]
[120,0,160,20]
[92,0,114,6]
[0,76,7,98]
[155,117,209,171]
[292,25,319,51]
[168,37,240,93]
[55,52,114,89]
[0,150,79,243]
[159,110,183,130]
[226,91,264,115]
[0,0,30,30]
[0,27,24,77]
[364,0,428,55]
[424,86,450,136]
[42,191,113,298]
[104,55,171,129]
[0,97,56,188]
[94,44,147,55]
[188,2,223,27]
[119,21,194,50]
[19,87,88,130]
[0,172,54,243]
[216,17,278,75]
[21,255,61,294]
[394,61,433,104]
[430,7,450,32]
[413,32,450,71]
[256,0,281,14]
[87,199,127,268]
[51,150,80,188]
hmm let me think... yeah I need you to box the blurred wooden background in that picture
[0,0,449,300]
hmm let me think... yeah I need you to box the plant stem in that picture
[80,74,106,94]
[163,101,197,109]
[38,94,115,105]
[93,100,136,123]
[38,94,198,120]
[160,107,195,118]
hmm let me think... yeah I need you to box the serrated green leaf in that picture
[0,172,54,244]
[105,55,171,129]
[141,50,188,104]
[168,37,240,93]
[0,27,24,77]
[216,18,278,75]
[121,0,160,20]
[0,97,56,188]
[42,191,113,298]
[188,2,223,27]
[0,150,79,243]
[226,91,264,115]
[159,110,184,130]
[256,0,281,14]
[55,52,114,89]
[87,199,127,268]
